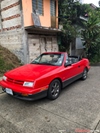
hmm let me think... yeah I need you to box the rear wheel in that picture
[82,68,88,80]
[47,79,61,100]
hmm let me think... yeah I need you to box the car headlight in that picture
[2,76,7,81]
[23,82,34,87]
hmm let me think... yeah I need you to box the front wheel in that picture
[81,68,88,80]
[47,79,61,100]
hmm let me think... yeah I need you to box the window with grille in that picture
[50,0,56,16]
[32,0,43,15]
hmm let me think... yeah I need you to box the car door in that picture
[71,61,82,75]
[61,56,78,87]
[72,60,84,75]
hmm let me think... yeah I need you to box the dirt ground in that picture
[0,45,21,76]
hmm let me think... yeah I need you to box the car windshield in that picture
[31,53,64,66]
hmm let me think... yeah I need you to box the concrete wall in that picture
[28,35,58,62]
[0,30,25,62]
[0,0,25,63]
[0,0,22,30]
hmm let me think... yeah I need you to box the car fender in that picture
[34,74,63,89]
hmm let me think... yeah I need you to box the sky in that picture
[82,0,99,7]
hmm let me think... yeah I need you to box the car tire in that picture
[47,79,61,100]
[82,68,88,80]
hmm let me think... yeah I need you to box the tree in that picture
[58,0,85,52]
[59,0,90,54]
[81,5,100,61]
[58,0,100,62]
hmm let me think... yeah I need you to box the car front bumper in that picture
[0,80,48,101]
[2,88,47,101]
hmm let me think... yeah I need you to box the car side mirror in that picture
[64,62,72,67]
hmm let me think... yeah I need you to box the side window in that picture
[32,0,44,15]
[66,56,69,63]
[50,0,56,16]
[67,56,79,64]
[66,56,73,64]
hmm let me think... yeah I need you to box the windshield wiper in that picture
[40,62,56,66]
[31,61,40,64]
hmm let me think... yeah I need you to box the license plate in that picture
[6,88,13,95]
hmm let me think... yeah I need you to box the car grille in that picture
[7,77,24,85]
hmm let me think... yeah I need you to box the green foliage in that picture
[58,0,81,51]
[86,38,100,63]
[0,57,14,73]
[58,0,100,63]
[81,6,100,62]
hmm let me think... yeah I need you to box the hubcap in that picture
[51,82,60,97]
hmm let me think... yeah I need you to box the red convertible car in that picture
[0,52,90,101]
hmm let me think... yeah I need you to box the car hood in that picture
[5,64,59,81]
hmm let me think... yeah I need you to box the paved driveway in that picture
[0,67,100,133]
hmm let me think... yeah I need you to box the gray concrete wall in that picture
[28,35,58,62]
[0,29,25,62]
[0,0,25,63]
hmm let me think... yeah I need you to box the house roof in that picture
[90,3,97,9]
